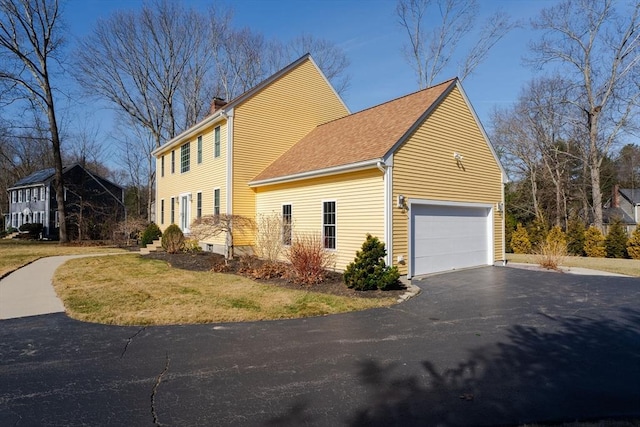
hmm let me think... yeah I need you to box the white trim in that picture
[381,157,393,267]
[407,198,494,279]
[307,55,351,115]
[250,159,381,187]
[152,112,226,157]
[196,191,203,219]
[321,199,337,251]
[453,80,508,183]
[213,187,221,215]
[225,109,234,215]
[281,202,293,246]
[151,54,329,158]
[178,192,192,233]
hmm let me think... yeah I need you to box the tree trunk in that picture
[45,87,67,243]
[589,112,603,230]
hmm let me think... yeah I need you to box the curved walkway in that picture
[0,253,124,320]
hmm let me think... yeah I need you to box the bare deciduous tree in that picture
[0,0,68,241]
[190,214,254,261]
[397,0,515,88]
[75,0,216,148]
[529,0,640,229]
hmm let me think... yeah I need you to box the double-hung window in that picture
[282,204,292,245]
[170,197,175,224]
[214,126,221,158]
[26,188,30,201]
[196,192,202,219]
[171,150,175,174]
[181,142,190,173]
[12,190,16,203]
[160,199,165,225]
[322,201,336,249]
[161,156,165,177]
[18,190,22,203]
[197,136,203,164]
[213,189,220,215]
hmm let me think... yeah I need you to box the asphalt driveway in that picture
[1,266,639,426]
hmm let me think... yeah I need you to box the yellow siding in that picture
[392,86,504,275]
[155,120,228,246]
[255,169,385,270]
[233,59,349,245]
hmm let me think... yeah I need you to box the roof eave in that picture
[152,54,324,158]
[249,159,382,188]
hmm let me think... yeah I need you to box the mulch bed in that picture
[144,251,406,299]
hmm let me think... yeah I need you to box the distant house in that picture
[5,164,125,240]
[603,185,639,234]
[153,54,506,278]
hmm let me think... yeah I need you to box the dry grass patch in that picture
[53,254,396,325]
[0,240,126,277]
[506,253,640,277]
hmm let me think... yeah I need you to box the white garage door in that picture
[411,203,491,276]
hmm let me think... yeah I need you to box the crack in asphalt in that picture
[151,353,170,427]
[120,327,146,359]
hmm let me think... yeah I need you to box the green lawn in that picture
[53,254,396,325]
[0,239,126,278]
[506,253,640,277]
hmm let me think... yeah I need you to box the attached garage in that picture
[409,200,493,277]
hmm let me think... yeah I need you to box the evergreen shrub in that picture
[584,226,606,258]
[344,234,400,291]
[566,219,586,256]
[510,223,532,254]
[605,220,628,258]
[162,224,185,254]
[140,222,162,247]
[626,227,640,260]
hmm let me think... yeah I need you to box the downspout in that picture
[377,160,393,268]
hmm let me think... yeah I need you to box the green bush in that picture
[605,220,628,259]
[584,226,606,258]
[510,223,532,254]
[566,219,586,256]
[626,227,640,260]
[344,234,400,291]
[140,222,162,247]
[162,224,185,254]
[527,217,548,249]
[18,223,44,238]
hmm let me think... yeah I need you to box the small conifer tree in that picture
[584,226,606,258]
[626,227,640,260]
[344,234,399,291]
[510,223,532,254]
[162,224,185,254]
[527,217,548,250]
[546,225,567,247]
[605,219,628,258]
[566,219,586,256]
[140,222,162,247]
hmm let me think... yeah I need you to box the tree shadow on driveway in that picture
[269,309,640,426]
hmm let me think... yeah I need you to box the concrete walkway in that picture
[0,253,125,320]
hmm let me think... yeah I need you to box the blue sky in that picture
[62,0,552,144]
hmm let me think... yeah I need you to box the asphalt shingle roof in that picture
[11,168,56,188]
[251,78,456,183]
[620,188,640,205]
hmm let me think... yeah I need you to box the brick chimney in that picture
[613,184,620,208]
[209,97,227,115]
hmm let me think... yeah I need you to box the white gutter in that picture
[377,158,393,267]
[249,158,382,188]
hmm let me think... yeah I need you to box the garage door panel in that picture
[411,204,490,276]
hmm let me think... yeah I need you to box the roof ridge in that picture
[316,78,457,128]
